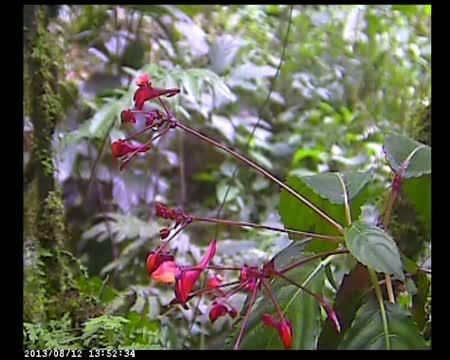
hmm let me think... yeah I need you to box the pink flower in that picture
[146,251,174,276]
[151,261,179,284]
[207,275,223,289]
[175,240,217,306]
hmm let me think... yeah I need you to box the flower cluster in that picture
[115,75,342,350]
[148,202,341,349]
[111,74,180,170]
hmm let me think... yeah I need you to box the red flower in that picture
[136,73,152,87]
[318,297,341,333]
[146,251,174,276]
[240,265,260,291]
[209,302,238,324]
[111,139,150,158]
[175,240,217,306]
[154,203,191,225]
[121,109,136,124]
[151,261,179,284]
[207,275,223,289]
[133,74,180,110]
[145,110,164,127]
[262,314,293,349]
[159,227,172,240]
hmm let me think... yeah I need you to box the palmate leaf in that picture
[233,240,326,350]
[279,170,371,251]
[345,221,405,281]
[339,298,428,350]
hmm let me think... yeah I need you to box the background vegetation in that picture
[23,5,431,350]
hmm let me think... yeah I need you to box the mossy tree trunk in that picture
[24,5,68,304]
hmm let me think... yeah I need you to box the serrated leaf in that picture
[339,298,428,349]
[345,221,404,280]
[301,170,372,204]
[279,172,370,250]
[403,175,431,232]
[384,134,431,178]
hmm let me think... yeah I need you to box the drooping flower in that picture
[207,275,223,289]
[318,297,341,333]
[136,73,151,87]
[145,109,164,127]
[133,73,180,110]
[151,260,179,284]
[111,139,151,158]
[175,240,217,306]
[240,265,260,291]
[159,227,172,240]
[146,251,174,276]
[262,314,293,349]
[209,302,238,324]
[121,109,136,124]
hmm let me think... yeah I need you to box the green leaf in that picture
[384,134,431,178]
[279,171,370,250]
[339,298,428,349]
[216,182,239,203]
[403,175,431,231]
[318,263,370,349]
[345,221,404,280]
[412,271,430,330]
[301,170,372,204]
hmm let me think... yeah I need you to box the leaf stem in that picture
[337,173,352,226]
[369,268,391,350]
[175,121,344,234]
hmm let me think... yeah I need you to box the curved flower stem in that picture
[278,249,349,275]
[175,121,344,235]
[369,268,391,350]
[234,282,260,350]
[206,265,242,271]
[120,124,171,170]
[155,222,190,254]
[188,280,241,298]
[261,279,285,322]
[193,216,343,243]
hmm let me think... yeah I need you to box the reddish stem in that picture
[193,216,342,243]
[278,249,349,275]
[234,281,260,350]
[175,121,344,234]
[261,279,285,322]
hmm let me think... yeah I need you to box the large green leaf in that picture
[279,171,371,251]
[345,221,404,280]
[403,175,431,232]
[339,298,428,349]
[384,134,431,178]
[237,240,324,349]
[318,263,370,349]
